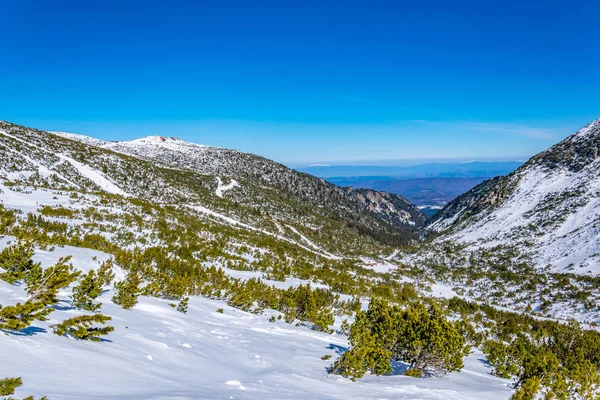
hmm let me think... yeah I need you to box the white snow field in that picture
[215,176,239,198]
[0,243,513,400]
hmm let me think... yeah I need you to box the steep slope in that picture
[429,118,600,273]
[60,132,426,242]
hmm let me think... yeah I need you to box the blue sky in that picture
[1,0,598,164]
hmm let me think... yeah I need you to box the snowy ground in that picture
[1,244,514,400]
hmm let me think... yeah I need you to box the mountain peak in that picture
[528,118,600,172]
[573,118,600,140]
[133,135,183,143]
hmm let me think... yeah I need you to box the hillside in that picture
[429,119,600,274]
[0,120,518,399]
[0,121,425,256]
[3,119,600,399]
[55,132,426,244]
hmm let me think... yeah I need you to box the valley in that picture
[1,119,600,399]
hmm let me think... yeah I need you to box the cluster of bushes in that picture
[0,242,114,342]
[403,241,600,319]
[447,297,600,399]
[330,298,467,379]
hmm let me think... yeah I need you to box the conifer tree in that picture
[510,377,541,400]
[25,256,80,305]
[177,297,189,314]
[97,259,115,286]
[71,269,104,312]
[52,314,114,341]
[0,377,22,396]
[0,242,37,284]
[0,376,48,400]
[112,272,141,309]
[331,298,466,379]
[0,301,51,331]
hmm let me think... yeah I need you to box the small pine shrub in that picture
[52,314,114,342]
[112,272,141,310]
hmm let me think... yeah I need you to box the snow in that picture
[103,136,214,159]
[50,131,108,147]
[0,129,127,197]
[286,225,340,259]
[215,177,239,198]
[573,118,600,139]
[0,244,513,400]
[188,205,342,260]
[418,205,444,210]
[57,153,130,197]
[436,162,600,274]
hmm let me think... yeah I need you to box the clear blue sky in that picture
[1,0,598,164]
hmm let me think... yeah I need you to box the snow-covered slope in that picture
[0,242,512,400]
[51,131,109,147]
[430,119,600,273]
[98,135,427,231]
[0,120,423,254]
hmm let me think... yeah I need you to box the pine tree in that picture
[0,242,37,284]
[330,298,467,379]
[71,269,104,312]
[112,272,141,309]
[1,376,47,399]
[52,314,114,341]
[176,297,189,314]
[0,301,52,331]
[0,377,22,396]
[25,256,80,305]
[510,377,541,400]
[97,259,115,286]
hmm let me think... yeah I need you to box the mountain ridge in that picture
[54,129,427,236]
[429,118,600,273]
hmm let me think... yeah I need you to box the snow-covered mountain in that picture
[0,121,427,257]
[58,131,427,237]
[429,119,600,274]
[5,119,600,399]
[0,120,519,399]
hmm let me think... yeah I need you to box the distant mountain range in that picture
[297,161,523,179]
[300,162,523,216]
[325,176,491,216]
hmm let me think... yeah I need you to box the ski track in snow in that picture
[56,153,129,197]
[285,225,339,259]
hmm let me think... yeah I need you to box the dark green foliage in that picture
[52,314,114,341]
[0,376,47,400]
[176,297,189,314]
[509,377,541,400]
[0,301,51,331]
[331,298,466,379]
[25,256,80,305]
[112,272,141,309]
[479,306,600,398]
[0,241,37,284]
[38,205,76,218]
[96,259,115,286]
[0,377,22,396]
[71,269,104,312]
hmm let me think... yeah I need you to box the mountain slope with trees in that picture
[429,119,600,273]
